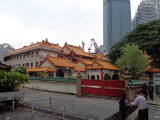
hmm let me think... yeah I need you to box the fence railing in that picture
[128,80,145,86]
[29,76,77,83]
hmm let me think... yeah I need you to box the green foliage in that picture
[116,44,148,79]
[11,66,27,74]
[0,71,28,92]
[108,20,160,68]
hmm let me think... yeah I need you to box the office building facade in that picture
[103,0,131,50]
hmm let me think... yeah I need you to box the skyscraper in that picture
[132,0,160,29]
[103,0,131,50]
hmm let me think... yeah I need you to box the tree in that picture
[116,44,148,79]
[0,71,28,92]
[11,66,27,74]
[108,20,160,68]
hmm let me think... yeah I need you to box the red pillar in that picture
[101,68,104,80]
[100,68,104,95]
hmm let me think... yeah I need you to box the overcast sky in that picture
[0,0,141,51]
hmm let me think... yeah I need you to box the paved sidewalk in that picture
[148,95,160,106]
[0,108,60,120]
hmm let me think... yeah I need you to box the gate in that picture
[81,79,125,98]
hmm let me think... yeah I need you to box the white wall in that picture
[25,81,77,94]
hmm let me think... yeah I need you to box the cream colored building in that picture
[4,40,62,68]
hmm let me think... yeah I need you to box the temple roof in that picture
[145,67,160,73]
[86,60,119,71]
[63,43,93,58]
[76,58,94,65]
[5,40,62,56]
[42,56,85,72]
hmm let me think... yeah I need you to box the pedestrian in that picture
[119,93,127,120]
[130,91,148,120]
[148,80,154,101]
[142,83,148,99]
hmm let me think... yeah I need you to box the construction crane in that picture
[81,41,85,50]
[90,38,100,53]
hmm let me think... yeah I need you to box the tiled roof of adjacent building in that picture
[27,67,56,72]
[144,67,160,73]
[63,43,93,58]
[5,40,62,56]
[76,58,94,65]
[96,61,119,70]
[86,61,119,70]
[0,63,11,70]
[77,57,118,71]
[43,56,85,72]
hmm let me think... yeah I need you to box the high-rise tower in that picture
[132,0,160,29]
[103,0,131,50]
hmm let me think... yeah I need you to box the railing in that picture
[29,76,77,83]
[128,80,145,86]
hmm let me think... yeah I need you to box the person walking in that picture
[119,93,127,120]
[142,83,148,99]
[148,80,154,101]
[131,92,148,120]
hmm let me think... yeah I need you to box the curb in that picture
[148,102,160,106]
[127,109,138,120]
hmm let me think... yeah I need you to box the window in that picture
[31,52,34,57]
[88,75,90,79]
[31,63,33,67]
[35,62,38,67]
[56,69,64,77]
[36,51,39,56]
[97,75,99,80]
[27,63,29,67]
[112,74,119,80]
[104,73,111,80]
[91,75,95,80]
[19,54,21,59]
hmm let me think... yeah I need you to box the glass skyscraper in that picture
[103,0,131,50]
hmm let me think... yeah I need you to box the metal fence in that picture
[23,87,92,120]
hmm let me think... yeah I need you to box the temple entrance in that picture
[104,73,111,80]
[56,69,64,77]
[112,74,119,80]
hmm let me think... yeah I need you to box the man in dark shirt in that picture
[119,93,127,120]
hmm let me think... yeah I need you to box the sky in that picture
[0,0,142,51]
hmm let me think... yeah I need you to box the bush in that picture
[11,66,27,74]
[0,71,28,92]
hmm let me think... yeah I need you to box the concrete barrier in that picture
[25,81,77,94]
